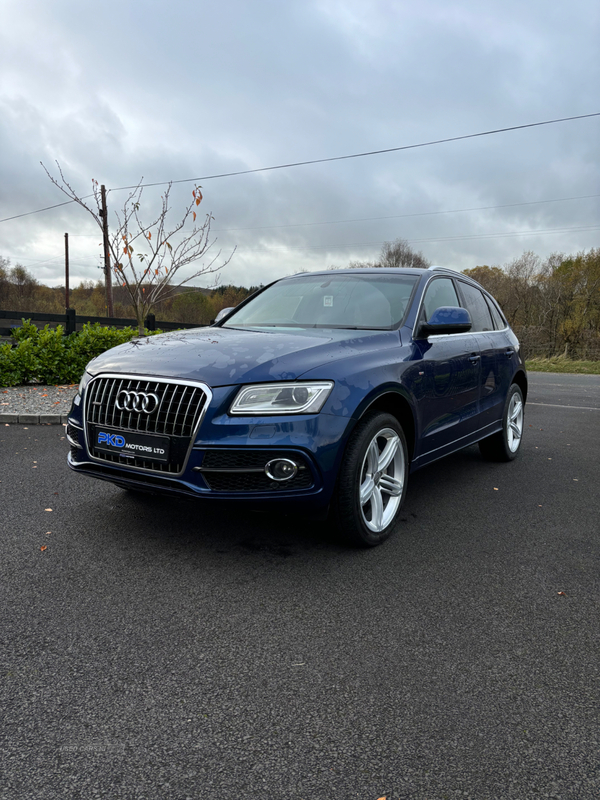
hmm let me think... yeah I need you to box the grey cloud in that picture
[0,0,598,288]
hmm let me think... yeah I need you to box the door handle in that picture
[504,349,515,357]
[469,354,480,364]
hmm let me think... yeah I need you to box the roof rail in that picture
[427,265,458,274]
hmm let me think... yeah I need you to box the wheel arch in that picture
[512,368,528,402]
[356,388,417,463]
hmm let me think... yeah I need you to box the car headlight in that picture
[230,381,334,415]
[78,370,93,396]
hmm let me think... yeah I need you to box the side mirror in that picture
[214,306,236,323]
[416,306,472,338]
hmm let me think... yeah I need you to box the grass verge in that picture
[525,358,600,375]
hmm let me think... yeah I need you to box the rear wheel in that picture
[334,411,408,547]
[479,383,524,462]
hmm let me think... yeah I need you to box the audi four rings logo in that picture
[115,390,160,413]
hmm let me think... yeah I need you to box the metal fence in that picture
[0,309,205,338]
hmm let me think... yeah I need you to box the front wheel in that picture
[479,383,524,462]
[333,411,409,547]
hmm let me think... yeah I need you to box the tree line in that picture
[463,248,600,359]
[0,256,256,325]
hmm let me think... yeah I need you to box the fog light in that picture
[265,458,298,482]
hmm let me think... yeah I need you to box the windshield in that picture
[222,273,418,330]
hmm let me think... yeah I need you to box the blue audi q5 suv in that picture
[67,266,527,546]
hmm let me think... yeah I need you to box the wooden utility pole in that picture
[64,232,70,309]
[99,184,114,317]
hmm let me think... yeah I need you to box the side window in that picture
[485,295,505,330]
[458,282,494,332]
[422,278,459,321]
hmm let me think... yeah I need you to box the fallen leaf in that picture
[557,591,566,596]
[493,487,499,491]
[40,546,47,552]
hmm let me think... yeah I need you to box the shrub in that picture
[0,342,28,386]
[0,319,159,387]
[65,323,141,383]
[35,325,68,384]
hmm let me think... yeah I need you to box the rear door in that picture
[455,280,509,430]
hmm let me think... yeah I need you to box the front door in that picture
[412,276,481,461]
[418,333,481,455]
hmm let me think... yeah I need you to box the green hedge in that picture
[0,320,161,387]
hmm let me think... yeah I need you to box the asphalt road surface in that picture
[1,373,599,800]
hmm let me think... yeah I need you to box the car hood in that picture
[87,326,400,387]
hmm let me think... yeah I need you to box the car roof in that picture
[279,266,489,294]
[283,266,466,279]
[283,267,426,279]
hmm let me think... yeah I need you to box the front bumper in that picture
[66,389,351,511]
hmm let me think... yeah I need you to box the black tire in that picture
[478,383,524,462]
[333,410,409,547]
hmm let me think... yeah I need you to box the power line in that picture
[114,112,600,191]
[18,191,600,238]
[235,224,600,254]
[7,216,599,268]
[212,193,600,233]
[7,223,597,277]
[1,112,598,224]
[0,199,80,224]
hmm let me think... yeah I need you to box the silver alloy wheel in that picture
[507,391,524,452]
[359,427,405,533]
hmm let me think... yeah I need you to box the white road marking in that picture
[530,381,599,390]
[527,402,600,411]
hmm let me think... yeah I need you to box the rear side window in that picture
[422,278,460,321]
[457,282,494,332]
[485,295,505,330]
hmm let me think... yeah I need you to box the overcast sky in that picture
[0,0,598,291]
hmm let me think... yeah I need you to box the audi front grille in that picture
[84,374,211,475]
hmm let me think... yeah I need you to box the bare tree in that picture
[1,262,39,310]
[330,241,430,271]
[43,162,234,334]
[378,238,430,269]
[504,251,542,328]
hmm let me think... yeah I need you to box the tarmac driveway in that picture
[1,373,599,799]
